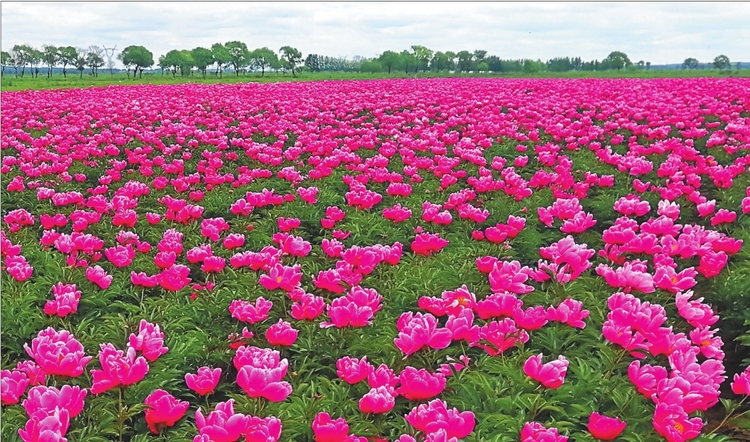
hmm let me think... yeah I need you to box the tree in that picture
[279,46,302,77]
[359,60,381,74]
[74,51,87,78]
[249,47,278,77]
[162,50,182,77]
[377,50,400,75]
[431,51,453,72]
[191,47,214,78]
[456,50,473,72]
[211,43,231,78]
[26,47,43,78]
[1,51,9,76]
[399,50,417,75]
[118,45,154,79]
[713,54,731,71]
[473,50,488,62]
[411,45,433,73]
[683,57,699,70]
[603,51,631,71]
[177,50,194,76]
[41,45,59,78]
[86,46,105,77]
[11,44,33,77]
[57,46,77,78]
[225,41,249,75]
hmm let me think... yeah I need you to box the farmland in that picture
[1,77,750,441]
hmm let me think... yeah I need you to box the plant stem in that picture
[708,396,748,436]
[118,386,124,442]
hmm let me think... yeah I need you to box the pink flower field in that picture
[2,77,750,441]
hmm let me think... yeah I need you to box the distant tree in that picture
[522,59,543,73]
[249,47,278,77]
[157,55,168,76]
[486,55,503,72]
[42,45,59,78]
[86,46,105,77]
[27,47,43,78]
[279,46,302,77]
[225,41,249,75]
[431,51,453,72]
[178,50,194,76]
[57,46,77,78]
[683,57,699,70]
[210,43,231,78]
[399,50,417,74]
[713,54,731,71]
[161,50,182,77]
[191,47,214,78]
[411,45,433,72]
[1,51,9,75]
[74,51,87,78]
[646,61,651,70]
[636,60,645,69]
[603,51,631,71]
[118,45,153,79]
[473,50,488,62]
[10,45,28,77]
[456,50,473,72]
[377,50,400,74]
[360,60,381,74]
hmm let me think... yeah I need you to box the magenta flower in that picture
[19,407,70,442]
[521,421,568,442]
[85,265,112,290]
[312,412,349,442]
[1,370,30,405]
[265,319,299,347]
[523,353,569,389]
[104,244,135,268]
[24,328,91,378]
[397,367,446,401]
[291,293,326,321]
[229,298,273,324]
[404,399,475,439]
[128,319,168,362]
[195,399,248,442]
[336,356,373,385]
[43,283,81,318]
[158,264,191,292]
[359,386,396,414]
[22,385,87,419]
[236,365,292,402]
[731,366,750,396]
[90,343,149,394]
[474,318,529,356]
[546,298,590,329]
[143,389,189,434]
[259,263,302,292]
[320,297,374,328]
[186,367,222,396]
[588,412,626,441]
[394,312,452,357]
[652,402,702,442]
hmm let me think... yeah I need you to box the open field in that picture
[2,77,750,441]
[2,68,750,92]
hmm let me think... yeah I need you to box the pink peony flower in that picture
[185,367,222,396]
[143,389,189,434]
[523,354,569,389]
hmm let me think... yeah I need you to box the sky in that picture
[2,2,749,66]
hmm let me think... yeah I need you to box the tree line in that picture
[0,42,738,79]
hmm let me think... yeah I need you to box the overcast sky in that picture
[2,2,748,66]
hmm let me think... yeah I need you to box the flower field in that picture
[2,77,750,441]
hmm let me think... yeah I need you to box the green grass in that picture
[2,68,750,92]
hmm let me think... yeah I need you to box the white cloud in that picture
[2,2,748,65]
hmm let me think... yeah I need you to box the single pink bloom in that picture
[265,319,299,347]
[336,356,373,385]
[1,370,29,405]
[128,319,169,362]
[143,389,189,434]
[185,367,222,396]
[90,344,149,394]
[588,412,626,441]
[523,353,569,389]
[85,265,112,290]
[24,328,91,378]
[359,386,396,414]
[312,412,349,442]
[397,367,446,401]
